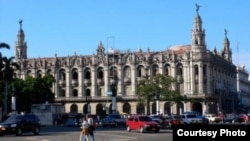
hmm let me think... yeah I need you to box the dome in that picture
[168,45,191,53]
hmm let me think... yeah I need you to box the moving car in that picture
[126,115,161,133]
[0,114,41,136]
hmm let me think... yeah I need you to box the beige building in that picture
[14,5,238,116]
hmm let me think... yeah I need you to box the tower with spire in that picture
[15,19,27,62]
[221,29,232,62]
[191,3,207,52]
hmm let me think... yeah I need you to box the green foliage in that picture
[0,42,55,114]
[136,74,183,105]
[9,75,56,113]
[0,42,11,80]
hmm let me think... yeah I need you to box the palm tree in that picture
[0,42,10,80]
[0,42,11,116]
[2,56,19,80]
[0,43,19,115]
[2,56,19,115]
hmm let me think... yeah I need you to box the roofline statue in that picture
[19,19,23,29]
[224,28,228,37]
[195,3,201,13]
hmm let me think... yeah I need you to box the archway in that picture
[152,102,156,114]
[122,102,131,114]
[176,102,184,115]
[70,104,78,114]
[136,103,145,115]
[164,102,171,115]
[192,102,202,114]
[83,104,91,114]
[96,103,103,116]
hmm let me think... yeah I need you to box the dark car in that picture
[222,114,243,123]
[101,114,126,127]
[0,114,41,136]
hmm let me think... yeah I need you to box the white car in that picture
[205,114,221,123]
[181,114,203,124]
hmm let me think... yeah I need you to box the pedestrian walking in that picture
[86,115,95,141]
[80,116,89,141]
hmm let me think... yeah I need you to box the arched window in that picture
[85,70,91,79]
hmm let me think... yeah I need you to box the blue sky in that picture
[1,0,250,71]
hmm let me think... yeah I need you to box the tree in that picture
[136,74,184,115]
[12,74,55,113]
[2,56,19,114]
[0,42,10,80]
[0,42,10,116]
[154,74,184,103]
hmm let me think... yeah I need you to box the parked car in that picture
[196,115,209,124]
[149,114,163,124]
[126,115,161,133]
[181,113,204,124]
[223,114,243,123]
[0,114,41,136]
[241,114,249,123]
[205,114,221,123]
[164,115,183,129]
[101,114,126,127]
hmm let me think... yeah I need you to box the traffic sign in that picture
[106,91,112,96]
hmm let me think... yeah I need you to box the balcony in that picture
[59,80,66,87]
[72,79,78,87]
[124,77,131,85]
[97,78,104,86]
[84,79,91,86]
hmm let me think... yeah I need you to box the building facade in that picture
[236,66,250,112]
[14,5,238,116]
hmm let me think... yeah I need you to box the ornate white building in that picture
[14,5,238,116]
[236,66,250,111]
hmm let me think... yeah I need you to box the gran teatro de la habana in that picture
[13,5,239,116]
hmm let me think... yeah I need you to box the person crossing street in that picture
[86,115,95,141]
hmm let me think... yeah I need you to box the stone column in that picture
[91,66,97,96]
[66,67,71,97]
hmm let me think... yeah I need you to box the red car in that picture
[126,115,161,133]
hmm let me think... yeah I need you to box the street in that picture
[0,126,172,141]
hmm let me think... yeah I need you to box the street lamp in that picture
[110,77,117,114]
[85,94,92,114]
[154,93,160,115]
[60,99,66,113]
[11,86,16,115]
[184,95,187,112]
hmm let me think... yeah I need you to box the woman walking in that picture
[80,116,89,141]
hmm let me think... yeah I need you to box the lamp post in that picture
[85,94,92,114]
[110,77,117,114]
[11,86,16,115]
[204,97,207,115]
[2,65,8,116]
[184,95,187,112]
[154,93,160,115]
[60,99,66,113]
